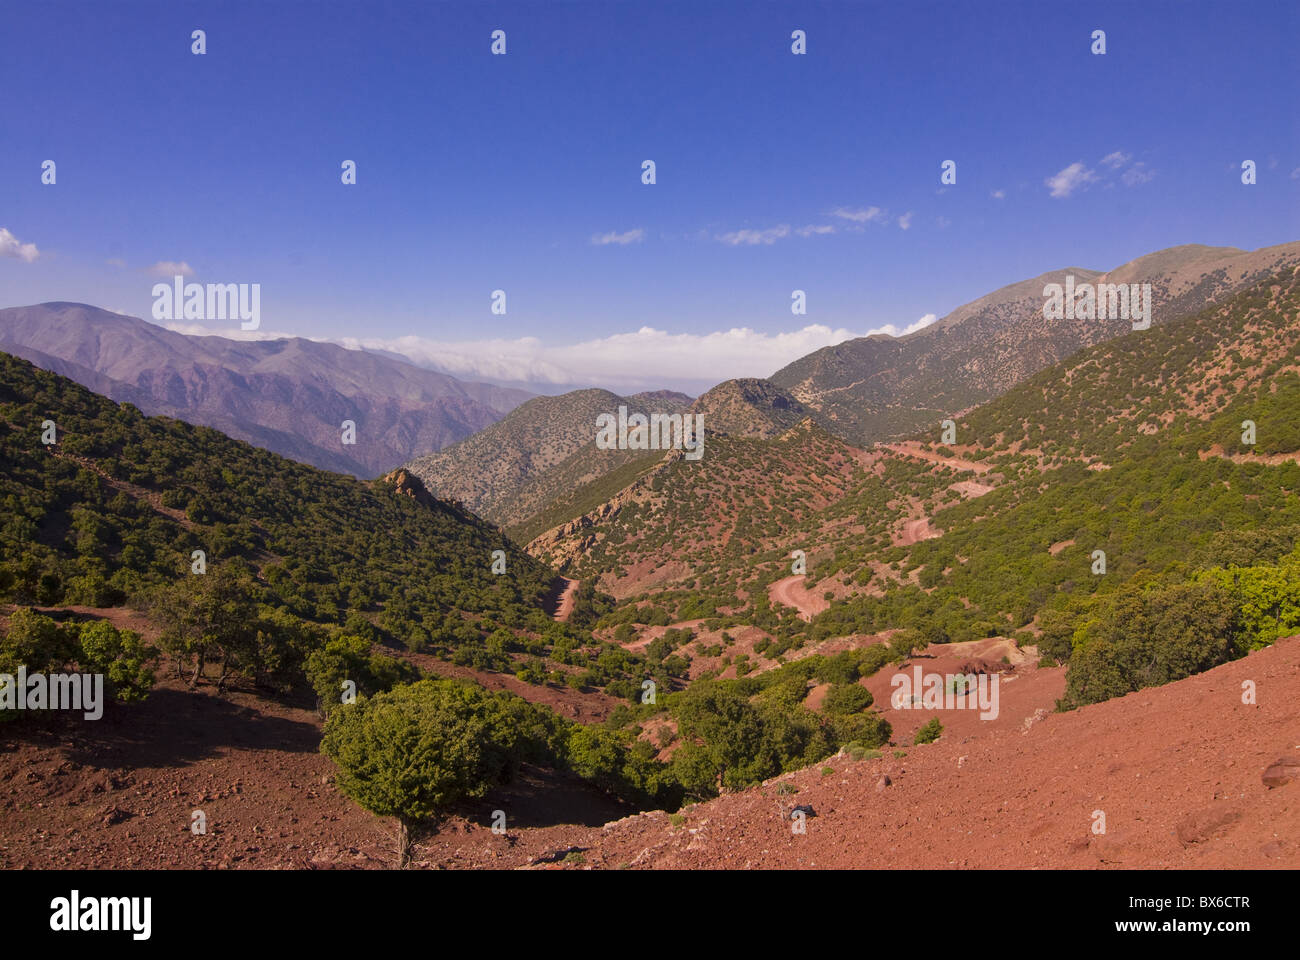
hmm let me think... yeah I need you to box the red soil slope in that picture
[581,636,1300,869]
[3,632,1296,870]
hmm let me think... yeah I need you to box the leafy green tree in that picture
[144,566,259,690]
[321,679,517,866]
[1062,578,1239,709]
[0,607,77,676]
[304,634,418,715]
[76,620,155,702]
[823,682,873,715]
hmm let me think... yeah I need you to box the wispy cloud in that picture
[869,313,937,338]
[0,227,40,263]
[795,224,836,237]
[591,228,644,246]
[717,225,792,246]
[897,212,913,230]
[1048,152,1155,197]
[148,260,195,277]
[1045,162,1099,198]
[163,322,287,340]
[991,189,1005,200]
[1121,162,1155,186]
[105,258,126,268]
[354,315,946,388]
[830,206,887,224]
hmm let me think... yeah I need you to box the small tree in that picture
[76,620,156,702]
[321,679,512,867]
[914,717,943,745]
[145,566,259,690]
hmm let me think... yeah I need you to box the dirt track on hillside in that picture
[767,576,830,621]
[547,577,580,622]
[878,443,993,474]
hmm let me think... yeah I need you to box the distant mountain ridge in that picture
[771,242,1300,445]
[0,302,534,477]
[408,241,1300,542]
[405,387,694,528]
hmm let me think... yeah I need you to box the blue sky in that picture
[2,0,1296,392]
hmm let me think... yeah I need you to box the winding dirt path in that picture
[895,516,941,546]
[768,576,830,621]
[549,577,581,622]
[878,442,993,474]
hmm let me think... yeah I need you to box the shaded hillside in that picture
[406,388,692,528]
[0,350,553,638]
[687,377,812,438]
[0,303,532,478]
[771,242,1300,446]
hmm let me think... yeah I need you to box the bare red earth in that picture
[3,631,1297,870]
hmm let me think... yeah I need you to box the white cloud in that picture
[830,206,887,224]
[717,224,792,246]
[795,224,836,237]
[591,228,644,246]
[897,212,913,230]
[1291,167,1300,180]
[148,260,194,277]
[867,313,937,338]
[991,189,1005,200]
[1121,162,1155,186]
[330,317,942,389]
[0,227,40,263]
[1045,162,1099,198]
[1101,151,1131,169]
[159,314,947,392]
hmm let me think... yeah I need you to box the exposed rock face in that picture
[956,657,1010,676]
[383,467,438,508]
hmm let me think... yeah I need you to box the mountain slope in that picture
[0,348,557,642]
[406,387,692,528]
[563,634,1300,869]
[687,377,812,438]
[0,302,533,477]
[519,266,1300,702]
[771,242,1300,446]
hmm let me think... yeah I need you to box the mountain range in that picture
[403,241,1300,548]
[0,302,533,478]
[3,241,1297,871]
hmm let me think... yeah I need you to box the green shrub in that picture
[914,718,943,745]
